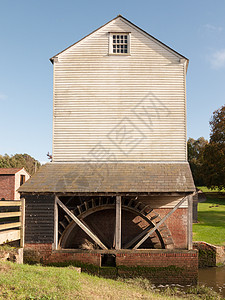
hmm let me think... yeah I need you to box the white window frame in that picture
[109,32,131,55]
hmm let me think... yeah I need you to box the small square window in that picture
[109,33,130,55]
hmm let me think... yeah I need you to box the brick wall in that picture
[156,208,187,248]
[116,250,197,268]
[24,244,198,284]
[116,250,198,284]
[0,175,15,200]
[24,244,101,266]
[193,241,217,267]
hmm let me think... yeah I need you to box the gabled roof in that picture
[19,162,195,194]
[0,168,23,175]
[50,15,188,65]
[0,168,30,176]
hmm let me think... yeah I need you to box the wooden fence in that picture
[0,198,25,247]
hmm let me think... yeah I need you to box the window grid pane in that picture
[112,34,129,54]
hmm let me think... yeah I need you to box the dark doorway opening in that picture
[101,254,116,267]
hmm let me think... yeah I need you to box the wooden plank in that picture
[56,197,108,250]
[187,195,193,250]
[54,196,58,250]
[0,222,21,231]
[52,17,187,163]
[0,201,21,207]
[133,196,188,249]
[0,212,21,218]
[24,194,55,244]
[0,230,20,245]
[20,198,25,248]
[115,196,121,250]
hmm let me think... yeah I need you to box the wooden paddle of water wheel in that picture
[55,195,174,251]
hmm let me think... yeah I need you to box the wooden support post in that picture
[20,198,25,248]
[56,197,108,250]
[187,194,193,250]
[115,196,121,250]
[133,195,188,250]
[54,196,59,250]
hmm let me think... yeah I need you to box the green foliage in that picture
[188,137,208,186]
[198,186,225,193]
[203,143,225,190]
[209,105,225,144]
[202,105,225,190]
[0,153,41,175]
[188,105,225,190]
[186,285,221,300]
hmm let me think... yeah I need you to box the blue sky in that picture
[0,0,225,163]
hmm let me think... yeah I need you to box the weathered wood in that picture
[24,194,55,244]
[133,196,188,249]
[56,197,108,250]
[115,196,121,250]
[187,195,193,250]
[0,230,20,244]
[20,198,25,248]
[0,201,21,206]
[0,222,21,231]
[54,196,58,250]
[0,212,21,218]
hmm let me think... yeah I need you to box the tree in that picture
[203,105,225,190]
[0,153,41,175]
[187,137,208,186]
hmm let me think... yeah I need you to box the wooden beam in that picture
[54,196,58,250]
[20,198,25,248]
[133,196,188,250]
[56,197,108,250]
[115,196,121,250]
[0,212,21,218]
[0,201,21,206]
[187,195,193,250]
[0,222,21,231]
[0,230,20,245]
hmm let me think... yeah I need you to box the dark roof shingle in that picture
[18,163,195,194]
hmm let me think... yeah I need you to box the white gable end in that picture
[52,16,188,163]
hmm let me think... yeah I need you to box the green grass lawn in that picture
[193,190,225,246]
[0,261,221,300]
[198,186,225,193]
[0,261,177,300]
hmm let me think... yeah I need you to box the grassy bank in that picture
[197,187,225,193]
[0,261,221,299]
[193,189,225,246]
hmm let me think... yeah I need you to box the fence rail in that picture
[0,198,25,247]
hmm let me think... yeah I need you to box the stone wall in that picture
[0,247,23,264]
[194,241,225,267]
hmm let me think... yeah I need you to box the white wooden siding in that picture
[52,17,187,162]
